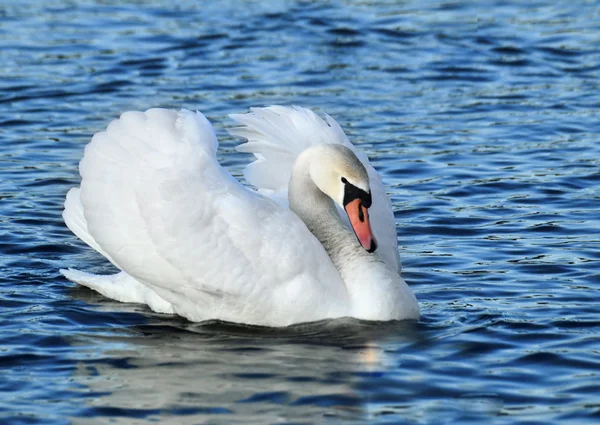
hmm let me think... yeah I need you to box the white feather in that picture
[62,107,418,326]
[60,268,175,314]
[63,185,174,312]
[63,108,350,326]
[229,106,401,272]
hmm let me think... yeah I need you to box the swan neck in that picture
[288,148,420,321]
[288,149,366,272]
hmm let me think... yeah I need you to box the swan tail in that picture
[63,187,116,263]
[63,182,177,314]
[61,268,175,314]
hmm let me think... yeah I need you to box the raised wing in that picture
[229,106,401,272]
[74,109,347,325]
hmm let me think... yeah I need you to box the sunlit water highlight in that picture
[1,1,599,424]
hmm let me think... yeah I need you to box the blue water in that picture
[1,1,599,424]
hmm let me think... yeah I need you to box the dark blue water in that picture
[2,1,599,424]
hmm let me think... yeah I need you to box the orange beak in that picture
[344,198,377,253]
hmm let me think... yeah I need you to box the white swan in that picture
[61,106,419,327]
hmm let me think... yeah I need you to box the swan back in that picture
[68,108,352,326]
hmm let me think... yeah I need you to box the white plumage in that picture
[62,106,418,327]
[230,106,402,272]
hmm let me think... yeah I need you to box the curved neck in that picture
[287,147,420,321]
[288,149,374,277]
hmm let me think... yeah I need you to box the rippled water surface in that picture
[2,1,600,424]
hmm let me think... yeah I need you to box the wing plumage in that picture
[66,108,348,326]
[229,106,401,272]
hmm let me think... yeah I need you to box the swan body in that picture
[62,106,419,327]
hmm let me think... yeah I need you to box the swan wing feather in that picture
[74,108,347,325]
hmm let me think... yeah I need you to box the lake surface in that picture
[1,1,599,424]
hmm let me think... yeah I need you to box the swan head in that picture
[309,145,378,253]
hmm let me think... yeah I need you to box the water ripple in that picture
[1,0,599,424]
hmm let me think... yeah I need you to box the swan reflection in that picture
[69,315,419,424]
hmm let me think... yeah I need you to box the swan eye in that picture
[341,177,348,184]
